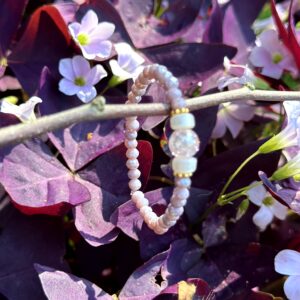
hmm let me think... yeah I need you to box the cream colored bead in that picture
[129,179,142,191]
[125,139,138,148]
[172,157,197,174]
[126,158,139,169]
[126,148,139,159]
[170,113,195,130]
[128,169,141,179]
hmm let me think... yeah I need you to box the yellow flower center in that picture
[263,196,274,206]
[77,33,90,46]
[74,77,86,86]
[272,53,283,64]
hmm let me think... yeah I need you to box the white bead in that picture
[165,76,179,89]
[162,215,177,227]
[140,206,152,218]
[171,198,187,208]
[167,205,184,217]
[170,113,195,130]
[126,119,139,131]
[169,130,200,157]
[175,177,191,188]
[166,88,182,101]
[129,179,142,191]
[126,148,139,159]
[126,158,139,169]
[154,225,167,235]
[125,130,138,140]
[125,139,138,148]
[136,196,149,209]
[174,187,190,199]
[132,191,144,202]
[128,169,141,179]
[172,157,197,174]
[145,211,158,224]
[158,215,169,229]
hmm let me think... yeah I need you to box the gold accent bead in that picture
[170,107,190,116]
[174,172,193,178]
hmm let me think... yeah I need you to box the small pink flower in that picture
[69,10,115,60]
[249,29,297,79]
[109,43,144,80]
[211,101,255,139]
[58,55,107,103]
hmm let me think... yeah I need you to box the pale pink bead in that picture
[134,81,147,90]
[171,197,187,208]
[126,119,139,131]
[126,148,139,159]
[175,177,191,188]
[129,179,142,191]
[140,206,152,218]
[167,205,184,217]
[132,85,146,97]
[127,91,137,103]
[132,191,144,202]
[126,158,139,169]
[125,130,138,140]
[135,196,149,209]
[154,225,167,235]
[128,169,141,179]
[125,139,138,148]
[145,211,158,224]
[174,187,190,199]
[147,219,158,230]
[138,75,151,85]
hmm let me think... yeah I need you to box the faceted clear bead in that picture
[169,129,200,157]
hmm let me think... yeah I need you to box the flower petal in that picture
[275,250,300,276]
[18,96,42,121]
[86,64,107,86]
[284,275,300,300]
[227,103,255,121]
[0,76,21,91]
[80,10,98,33]
[77,86,96,103]
[221,109,243,138]
[68,22,81,40]
[0,101,21,117]
[246,182,266,206]
[59,58,75,81]
[249,47,272,68]
[252,205,273,231]
[259,29,282,52]
[109,59,131,80]
[211,114,227,139]
[89,22,115,40]
[59,78,80,96]
[72,55,90,78]
[83,40,112,59]
[261,64,283,79]
[270,200,288,220]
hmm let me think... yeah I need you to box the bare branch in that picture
[0,88,300,148]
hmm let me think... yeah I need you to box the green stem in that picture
[217,150,260,204]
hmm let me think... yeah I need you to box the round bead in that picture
[154,225,167,235]
[172,157,197,174]
[158,215,169,229]
[166,87,182,101]
[126,148,139,159]
[132,85,146,97]
[135,197,149,209]
[128,169,141,179]
[125,130,138,140]
[171,98,186,109]
[171,198,187,208]
[162,215,177,227]
[175,177,191,188]
[126,158,139,169]
[145,211,158,224]
[140,206,152,218]
[174,187,190,199]
[129,179,142,191]
[165,76,179,89]
[132,191,144,202]
[167,205,184,217]
[169,129,200,157]
[170,113,195,130]
[126,119,139,131]
[125,139,138,148]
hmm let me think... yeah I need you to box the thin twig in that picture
[0,88,300,148]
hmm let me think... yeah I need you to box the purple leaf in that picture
[114,0,202,48]
[73,178,120,247]
[74,142,153,246]
[35,264,111,299]
[0,139,90,215]
[119,251,169,299]
[0,201,68,299]
[54,2,79,24]
[9,5,74,94]
[0,0,28,56]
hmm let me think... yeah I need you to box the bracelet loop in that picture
[124,64,200,234]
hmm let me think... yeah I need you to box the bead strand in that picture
[124,64,200,234]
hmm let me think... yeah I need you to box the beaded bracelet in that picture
[124,64,200,234]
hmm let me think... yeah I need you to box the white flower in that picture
[249,29,297,79]
[0,96,42,122]
[217,57,256,91]
[68,10,115,60]
[275,249,300,300]
[246,181,288,231]
[211,101,255,139]
[58,55,107,103]
[259,101,300,153]
[109,43,144,81]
